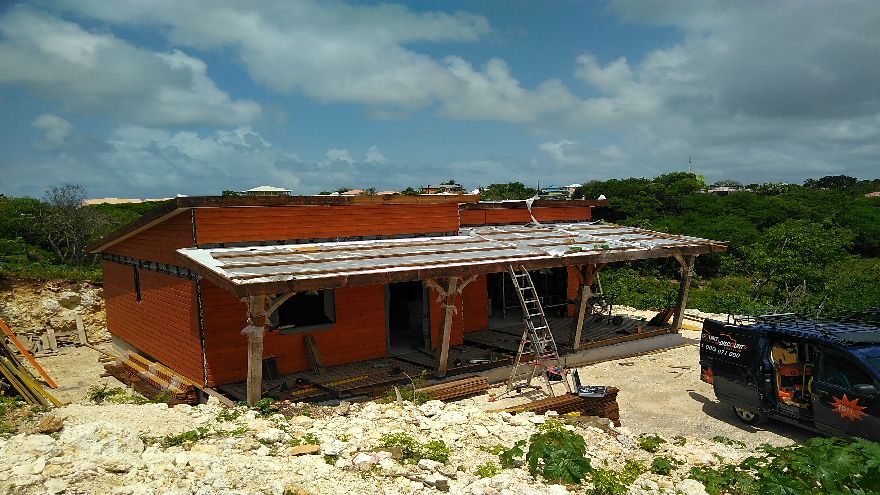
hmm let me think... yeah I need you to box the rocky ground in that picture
[0,279,109,348]
[0,339,807,495]
[1,396,763,495]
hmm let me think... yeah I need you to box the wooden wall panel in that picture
[566,266,582,318]
[460,206,592,226]
[103,260,204,384]
[200,281,388,386]
[462,275,488,333]
[196,204,459,245]
[105,212,193,265]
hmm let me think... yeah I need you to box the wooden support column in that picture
[243,294,269,406]
[569,263,605,349]
[672,255,696,331]
[426,275,476,378]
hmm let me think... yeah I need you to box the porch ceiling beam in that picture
[570,263,606,349]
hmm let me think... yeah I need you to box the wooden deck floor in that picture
[218,313,672,403]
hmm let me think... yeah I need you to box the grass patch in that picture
[378,432,450,464]
[637,433,666,453]
[474,461,500,478]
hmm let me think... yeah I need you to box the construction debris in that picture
[0,335,62,407]
[103,351,198,405]
[416,376,489,401]
[0,318,58,388]
[496,388,621,426]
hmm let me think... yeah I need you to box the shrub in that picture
[637,433,665,453]
[650,456,681,476]
[378,432,450,464]
[526,420,593,484]
[161,427,211,448]
[474,461,499,478]
[711,435,745,448]
[588,460,645,495]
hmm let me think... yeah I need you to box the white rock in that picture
[255,428,286,444]
[676,479,709,495]
[528,415,546,425]
[546,485,570,495]
[419,400,445,417]
[59,421,144,458]
[321,439,346,456]
[417,458,443,472]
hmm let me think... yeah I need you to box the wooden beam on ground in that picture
[304,335,325,375]
[671,255,696,331]
[244,295,269,406]
[0,318,58,388]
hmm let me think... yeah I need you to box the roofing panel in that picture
[176,222,726,295]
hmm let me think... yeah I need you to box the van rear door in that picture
[700,320,766,411]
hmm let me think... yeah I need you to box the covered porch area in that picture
[177,222,724,404]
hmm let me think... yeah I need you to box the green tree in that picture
[741,219,853,312]
[400,187,419,195]
[480,182,537,201]
[221,189,241,196]
[360,187,377,196]
[37,184,111,265]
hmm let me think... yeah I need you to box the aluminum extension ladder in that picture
[505,265,571,396]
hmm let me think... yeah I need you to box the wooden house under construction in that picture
[88,195,725,403]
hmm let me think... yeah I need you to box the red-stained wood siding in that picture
[460,206,592,226]
[105,212,193,265]
[103,260,204,384]
[462,275,488,333]
[566,266,582,317]
[200,280,388,386]
[195,204,459,245]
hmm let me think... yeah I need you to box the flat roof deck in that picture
[177,222,725,295]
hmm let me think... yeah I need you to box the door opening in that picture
[388,281,426,355]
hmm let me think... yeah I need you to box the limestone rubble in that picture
[0,397,754,495]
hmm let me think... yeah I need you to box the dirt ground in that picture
[28,329,812,449]
[29,343,120,404]
[483,329,811,449]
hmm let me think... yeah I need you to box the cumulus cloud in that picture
[364,145,387,164]
[0,7,260,127]
[31,114,73,149]
[325,148,355,164]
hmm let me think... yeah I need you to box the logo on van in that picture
[832,394,867,421]
[702,332,748,352]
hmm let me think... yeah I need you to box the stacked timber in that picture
[416,376,489,401]
[0,337,61,407]
[103,351,198,405]
[498,388,621,426]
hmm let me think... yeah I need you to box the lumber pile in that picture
[417,376,489,401]
[498,388,621,426]
[0,337,62,407]
[103,351,198,405]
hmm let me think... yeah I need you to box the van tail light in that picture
[700,366,714,384]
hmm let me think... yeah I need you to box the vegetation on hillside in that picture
[0,184,166,282]
[576,173,880,317]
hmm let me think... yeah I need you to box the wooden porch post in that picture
[569,264,604,350]
[671,255,696,331]
[244,294,268,406]
[435,277,458,378]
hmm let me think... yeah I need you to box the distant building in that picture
[866,191,880,198]
[421,183,465,194]
[539,186,568,200]
[705,186,741,196]
[242,186,292,196]
[85,197,172,205]
[563,184,581,196]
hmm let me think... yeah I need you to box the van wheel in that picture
[733,406,765,425]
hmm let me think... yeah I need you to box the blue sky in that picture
[1,0,878,198]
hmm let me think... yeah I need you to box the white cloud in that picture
[325,148,355,164]
[31,113,73,148]
[0,7,260,127]
[364,145,387,164]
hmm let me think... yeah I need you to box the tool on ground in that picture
[505,264,571,397]
[572,369,608,398]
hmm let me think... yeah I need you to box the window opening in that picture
[133,266,142,302]
[270,290,335,332]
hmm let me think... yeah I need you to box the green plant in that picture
[378,432,450,464]
[673,435,687,446]
[711,435,745,448]
[688,437,880,495]
[86,384,127,404]
[324,454,339,465]
[650,456,681,476]
[252,398,276,417]
[216,407,245,422]
[499,440,526,468]
[588,460,645,495]
[161,427,211,448]
[379,432,422,463]
[474,461,500,478]
[637,433,666,453]
[526,420,593,484]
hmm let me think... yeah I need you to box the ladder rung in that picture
[523,299,539,304]
[532,325,549,331]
